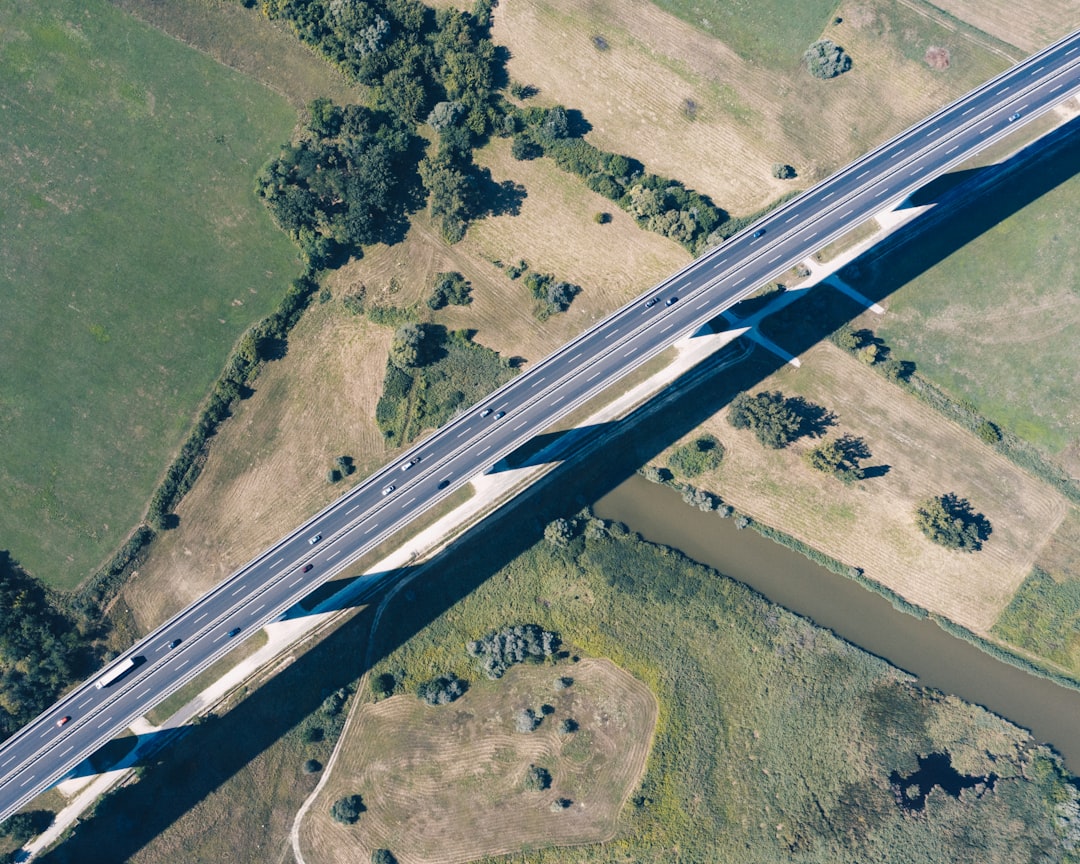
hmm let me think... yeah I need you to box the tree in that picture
[515,707,541,732]
[427,100,464,131]
[804,434,869,484]
[728,391,803,449]
[371,671,396,698]
[372,851,399,864]
[558,717,579,734]
[914,494,992,552]
[804,40,852,79]
[331,795,366,825]
[771,163,796,180]
[524,764,552,790]
[303,759,322,774]
[427,271,471,309]
[389,323,427,369]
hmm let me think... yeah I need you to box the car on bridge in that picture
[56,716,70,728]
[665,296,679,306]
[644,296,660,308]
[308,534,322,545]
[302,563,313,573]
[752,228,766,238]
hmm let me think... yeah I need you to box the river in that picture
[595,473,1080,772]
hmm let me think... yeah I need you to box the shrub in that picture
[594,211,611,224]
[771,163,796,180]
[524,764,552,790]
[558,717,579,734]
[914,494,991,552]
[668,435,724,477]
[372,851,398,864]
[371,672,396,698]
[976,420,1002,444]
[804,39,852,79]
[331,795,365,825]
[544,518,577,548]
[303,759,322,774]
[550,797,572,811]
[554,676,574,690]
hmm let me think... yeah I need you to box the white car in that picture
[400,457,420,471]
[382,484,396,496]
[308,533,322,545]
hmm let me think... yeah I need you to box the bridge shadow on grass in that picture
[39,118,1080,863]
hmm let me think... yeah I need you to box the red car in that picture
[56,716,71,728]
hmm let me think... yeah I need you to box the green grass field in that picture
[650,0,840,67]
[0,0,301,588]
[850,134,1080,459]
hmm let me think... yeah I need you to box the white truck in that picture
[95,656,136,689]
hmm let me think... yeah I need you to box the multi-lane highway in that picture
[2,28,1079,824]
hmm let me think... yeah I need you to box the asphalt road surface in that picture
[2,28,1079,824]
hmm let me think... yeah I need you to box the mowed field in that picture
[123,143,688,631]
[654,336,1069,632]
[928,0,1080,53]
[301,659,657,864]
[0,0,300,588]
[494,0,1007,212]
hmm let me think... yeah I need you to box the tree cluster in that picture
[256,103,416,260]
[544,517,579,548]
[914,494,992,552]
[416,675,467,705]
[0,553,89,739]
[467,624,561,678]
[804,39,852,79]
[330,794,366,825]
[0,811,53,846]
[728,390,827,449]
[427,271,472,309]
[510,106,727,253]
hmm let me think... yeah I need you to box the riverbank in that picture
[596,474,1080,771]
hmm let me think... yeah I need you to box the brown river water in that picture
[594,473,1080,772]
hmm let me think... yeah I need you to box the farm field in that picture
[927,0,1080,53]
[0,0,300,588]
[646,330,1068,633]
[302,659,657,864]
[846,132,1080,468]
[494,0,1006,212]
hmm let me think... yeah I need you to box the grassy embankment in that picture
[0,0,301,589]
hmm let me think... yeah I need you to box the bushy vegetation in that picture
[375,328,517,445]
[914,494,992,552]
[416,675,467,706]
[427,271,472,309]
[330,794,366,825]
[804,39,852,79]
[366,515,1078,862]
[728,390,831,449]
[466,624,560,678]
[0,554,92,740]
[668,435,724,478]
[514,707,541,732]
